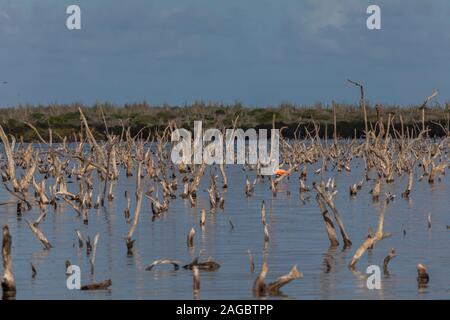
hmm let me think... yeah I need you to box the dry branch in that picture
[1,225,16,299]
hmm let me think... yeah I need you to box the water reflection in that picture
[0,155,449,299]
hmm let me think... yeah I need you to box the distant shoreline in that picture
[0,102,449,141]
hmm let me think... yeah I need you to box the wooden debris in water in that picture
[229,219,234,231]
[315,194,339,247]
[75,229,83,248]
[200,209,206,227]
[1,225,16,300]
[86,237,92,255]
[261,201,269,243]
[26,220,52,250]
[90,233,100,274]
[187,227,196,248]
[401,168,414,198]
[31,263,37,279]
[245,176,256,197]
[192,266,200,293]
[349,202,388,269]
[349,184,357,196]
[145,259,181,271]
[313,182,352,248]
[383,248,396,275]
[252,260,302,297]
[266,265,302,294]
[417,263,429,286]
[80,279,112,291]
[371,178,381,201]
[124,193,131,222]
[252,260,268,297]
[247,250,255,273]
[183,257,220,271]
[126,162,143,255]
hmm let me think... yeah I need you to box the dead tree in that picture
[126,162,143,255]
[1,225,16,299]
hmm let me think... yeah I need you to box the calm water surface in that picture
[0,151,449,299]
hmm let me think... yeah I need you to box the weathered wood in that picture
[145,259,181,271]
[417,263,429,286]
[349,202,387,269]
[187,227,196,248]
[266,265,303,294]
[75,229,83,248]
[316,195,339,247]
[313,182,352,248]
[183,257,220,271]
[90,233,100,274]
[26,220,52,250]
[247,250,255,273]
[383,248,396,275]
[1,225,16,299]
[80,279,112,290]
[192,266,200,292]
[126,162,143,255]
[252,260,268,297]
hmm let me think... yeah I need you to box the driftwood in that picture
[261,201,269,242]
[252,260,268,297]
[247,250,255,273]
[253,261,302,297]
[349,202,388,269]
[1,225,16,299]
[126,162,143,255]
[316,194,339,247]
[383,248,396,275]
[401,168,414,198]
[26,220,52,250]
[183,257,220,271]
[266,265,302,293]
[145,259,181,271]
[31,263,37,279]
[313,182,352,248]
[200,209,206,227]
[75,229,83,248]
[90,233,100,274]
[417,263,429,286]
[80,279,112,290]
[187,227,196,248]
[192,266,200,293]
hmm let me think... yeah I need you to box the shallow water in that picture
[0,152,449,300]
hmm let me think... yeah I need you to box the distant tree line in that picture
[0,101,448,141]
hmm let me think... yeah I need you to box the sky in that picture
[0,0,449,107]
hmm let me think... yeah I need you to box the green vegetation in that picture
[0,101,448,141]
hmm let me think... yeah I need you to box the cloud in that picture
[0,0,449,106]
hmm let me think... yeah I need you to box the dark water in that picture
[0,155,449,299]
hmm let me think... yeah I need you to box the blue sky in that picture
[0,0,449,107]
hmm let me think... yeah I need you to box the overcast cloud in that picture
[0,0,449,106]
